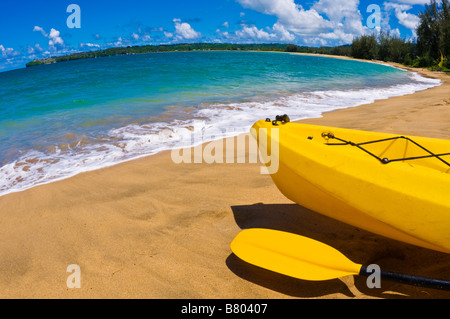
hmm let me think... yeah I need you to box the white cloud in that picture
[0,45,13,57]
[313,0,358,24]
[396,10,421,30]
[384,2,421,36]
[236,0,369,45]
[173,19,201,40]
[222,21,229,28]
[0,44,20,58]
[390,0,431,4]
[220,23,295,43]
[27,44,43,55]
[390,28,402,38]
[34,26,64,50]
[81,43,101,48]
[237,0,333,35]
[235,25,276,41]
[318,29,355,44]
[313,0,366,36]
[272,23,295,41]
[131,33,140,41]
[114,37,123,46]
[33,26,48,37]
[48,28,64,47]
[235,0,429,45]
[302,37,329,46]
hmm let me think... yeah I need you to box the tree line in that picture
[350,0,449,69]
[26,43,290,67]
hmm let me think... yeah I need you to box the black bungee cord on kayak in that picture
[267,114,450,167]
[321,132,450,168]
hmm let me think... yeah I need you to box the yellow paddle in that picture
[231,228,450,291]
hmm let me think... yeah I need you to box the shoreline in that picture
[0,56,450,298]
[300,63,450,139]
[0,55,442,198]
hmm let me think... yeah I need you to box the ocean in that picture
[0,51,441,196]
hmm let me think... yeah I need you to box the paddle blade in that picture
[231,229,362,281]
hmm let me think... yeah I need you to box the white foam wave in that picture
[0,71,441,197]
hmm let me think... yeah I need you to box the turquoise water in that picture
[0,51,441,195]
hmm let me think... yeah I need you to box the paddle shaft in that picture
[360,266,450,291]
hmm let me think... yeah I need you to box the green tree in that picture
[285,44,298,52]
[440,0,450,65]
[351,35,378,60]
[377,31,391,62]
[417,0,449,65]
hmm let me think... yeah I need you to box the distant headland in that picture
[25,43,351,67]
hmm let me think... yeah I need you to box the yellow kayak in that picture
[251,116,450,254]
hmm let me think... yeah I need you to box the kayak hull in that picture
[252,120,450,254]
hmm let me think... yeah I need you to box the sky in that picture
[0,0,434,72]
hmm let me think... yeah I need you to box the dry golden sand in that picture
[0,61,449,299]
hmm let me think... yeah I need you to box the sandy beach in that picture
[0,59,449,299]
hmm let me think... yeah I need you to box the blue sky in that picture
[0,0,433,72]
